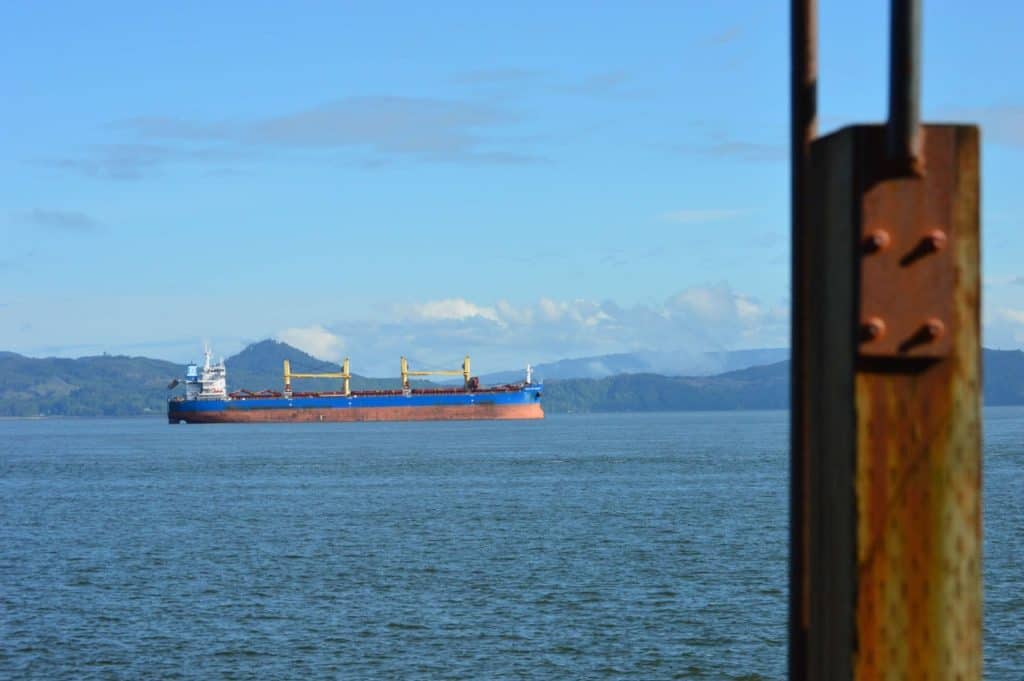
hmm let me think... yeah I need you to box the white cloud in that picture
[275,325,345,361]
[981,306,1024,349]
[280,285,788,376]
[407,298,501,323]
[1000,308,1024,325]
[667,284,771,329]
[495,299,534,325]
[735,296,762,321]
[538,297,566,321]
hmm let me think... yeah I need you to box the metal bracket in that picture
[858,126,956,359]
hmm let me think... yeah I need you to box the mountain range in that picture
[1,340,1022,417]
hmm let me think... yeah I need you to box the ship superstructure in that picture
[184,347,228,400]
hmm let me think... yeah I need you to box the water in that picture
[0,409,1019,679]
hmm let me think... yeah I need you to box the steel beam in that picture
[789,0,816,678]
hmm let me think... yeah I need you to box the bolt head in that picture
[923,318,945,340]
[862,316,886,341]
[864,229,891,253]
[924,229,947,252]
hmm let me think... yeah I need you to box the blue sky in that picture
[2,1,1022,374]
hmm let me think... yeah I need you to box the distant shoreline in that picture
[4,341,1021,417]
[5,405,1023,422]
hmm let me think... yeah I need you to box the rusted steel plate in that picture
[802,124,981,681]
[855,125,981,681]
[859,127,958,358]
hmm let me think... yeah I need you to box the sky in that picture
[2,1,1023,375]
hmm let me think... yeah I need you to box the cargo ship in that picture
[168,347,543,423]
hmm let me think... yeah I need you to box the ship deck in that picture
[168,383,536,402]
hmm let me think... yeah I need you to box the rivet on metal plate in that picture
[861,316,887,342]
[863,229,892,253]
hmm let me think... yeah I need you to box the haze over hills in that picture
[478,348,790,384]
[1,340,1022,417]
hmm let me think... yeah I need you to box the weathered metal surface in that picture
[859,127,957,358]
[803,122,859,681]
[800,123,981,681]
[887,0,923,172]
[789,0,817,678]
[854,124,981,681]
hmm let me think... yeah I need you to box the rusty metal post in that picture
[887,0,923,172]
[788,0,816,679]
[798,122,982,681]
[790,2,982,679]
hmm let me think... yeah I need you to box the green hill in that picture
[541,350,1024,413]
[224,340,424,394]
[541,361,789,413]
[982,349,1024,405]
[0,352,180,416]
[0,340,434,417]
[1,343,1022,417]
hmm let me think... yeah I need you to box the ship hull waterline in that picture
[169,402,543,423]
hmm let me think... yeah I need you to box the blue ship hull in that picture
[169,385,543,423]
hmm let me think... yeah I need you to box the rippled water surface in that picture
[1,409,1020,679]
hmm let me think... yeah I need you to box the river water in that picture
[1,409,1020,679]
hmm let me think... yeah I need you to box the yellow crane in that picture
[283,358,351,396]
[401,355,470,389]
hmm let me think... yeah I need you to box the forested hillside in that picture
[2,344,1022,417]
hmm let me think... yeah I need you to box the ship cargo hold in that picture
[168,349,543,424]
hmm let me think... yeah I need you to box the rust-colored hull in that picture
[171,403,544,423]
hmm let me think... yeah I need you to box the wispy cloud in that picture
[42,144,170,181]
[248,97,512,157]
[661,209,746,224]
[15,208,101,232]
[40,143,247,181]
[109,117,228,140]
[706,26,742,46]
[674,139,786,163]
[702,140,786,162]
[48,96,545,179]
[133,96,539,161]
[453,68,542,85]
[558,71,630,96]
[452,68,633,98]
